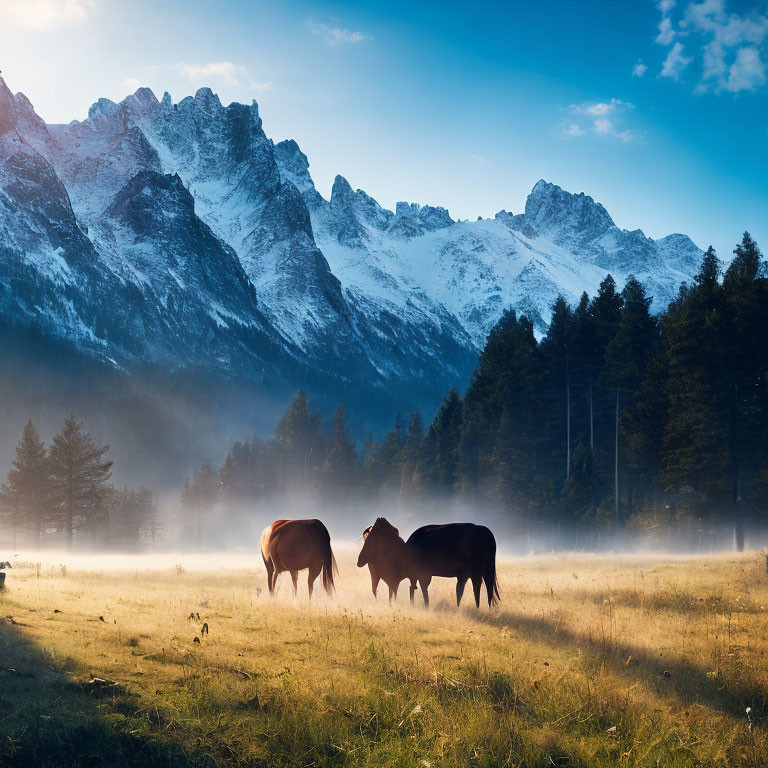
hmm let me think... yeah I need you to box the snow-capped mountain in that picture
[274,140,701,344]
[0,76,703,427]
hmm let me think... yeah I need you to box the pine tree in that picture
[1,420,50,547]
[323,405,358,501]
[721,233,766,549]
[421,388,463,496]
[273,391,325,492]
[602,277,658,542]
[48,415,113,549]
[662,248,730,532]
[542,296,576,481]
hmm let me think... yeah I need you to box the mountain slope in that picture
[274,140,702,342]
[0,77,703,444]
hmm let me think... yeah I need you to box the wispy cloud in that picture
[307,21,370,46]
[661,42,693,79]
[123,77,142,92]
[653,0,768,93]
[174,62,272,93]
[633,60,648,77]
[559,99,639,142]
[2,0,93,28]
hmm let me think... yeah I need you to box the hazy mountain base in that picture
[0,320,447,488]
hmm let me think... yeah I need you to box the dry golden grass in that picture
[1,549,768,767]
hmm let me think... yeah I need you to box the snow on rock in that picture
[0,76,705,421]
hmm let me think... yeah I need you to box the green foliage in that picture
[171,232,768,550]
[0,420,51,546]
[47,414,114,549]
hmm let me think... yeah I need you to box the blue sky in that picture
[1,0,766,259]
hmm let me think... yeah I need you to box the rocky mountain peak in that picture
[88,97,121,121]
[393,201,453,233]
[274,139,312,192]
[192,87,223,112]
[123,87,160,120]
[330,174,355,209]
[0,77,19,135]
[524,179,614,239]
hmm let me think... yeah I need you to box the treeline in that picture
[184,232,767,551]
[0,416,161,550]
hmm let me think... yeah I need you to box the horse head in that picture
[357,517,401,567]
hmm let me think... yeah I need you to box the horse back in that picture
[266,519,333,572]
[406,523,495,576]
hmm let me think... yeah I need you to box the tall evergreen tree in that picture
[721,233,767,548]
[1,420,50,547]
[323,405,358,501]
[48,415,113,549]
[603,277,658,539]
[541,296,576,481]
[662,247,730,532]
[273,390,325,492]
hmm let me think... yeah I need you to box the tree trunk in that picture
[731,382,743,552]
[615,388,619,550]
[566,360,571,480]
[66,477,73,551]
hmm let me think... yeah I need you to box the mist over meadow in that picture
[2,234,766,556]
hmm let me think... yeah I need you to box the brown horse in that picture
[357,517,499,608]
[261,519,338,598]
[358,518,410,604]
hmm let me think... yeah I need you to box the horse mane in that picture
[373,517,400,539]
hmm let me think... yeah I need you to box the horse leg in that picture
[409,580,417,606]
[420,576,432,608]
[308,565,321,600]
[388,585,395,605]
[456,576,468,607]
[290,570,298,596]
[471,574,482,608]
[270,568,280,594]
[265,560,275,596]
[371,572,380,599]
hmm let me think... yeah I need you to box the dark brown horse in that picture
[357,517,499,608]
[261,519,338,598]
[358,518,410,604]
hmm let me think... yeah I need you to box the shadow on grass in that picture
[472,607,768,720]
[0,616,205,767]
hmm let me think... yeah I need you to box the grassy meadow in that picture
[1,548,767,767]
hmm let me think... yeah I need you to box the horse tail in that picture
[484,533,500,607]
[260,525,272,568]
[315,521,337,596]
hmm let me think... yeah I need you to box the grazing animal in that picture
[357,518,410,604]
[357,517,499,609]
[260,519,338,599]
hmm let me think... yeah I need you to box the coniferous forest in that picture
[3,233,766,552]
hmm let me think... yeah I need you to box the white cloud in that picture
[174,62,272,93]
[560,99,638,142]
[307,21,370,46]
[661,42,693,79]
[726,45,766,91]
[656,16,676,45]
[561,122,586,137]
[123,77,141,92]
[633,61,648,77]
[653,0,768,93]
[1,0,92,28]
